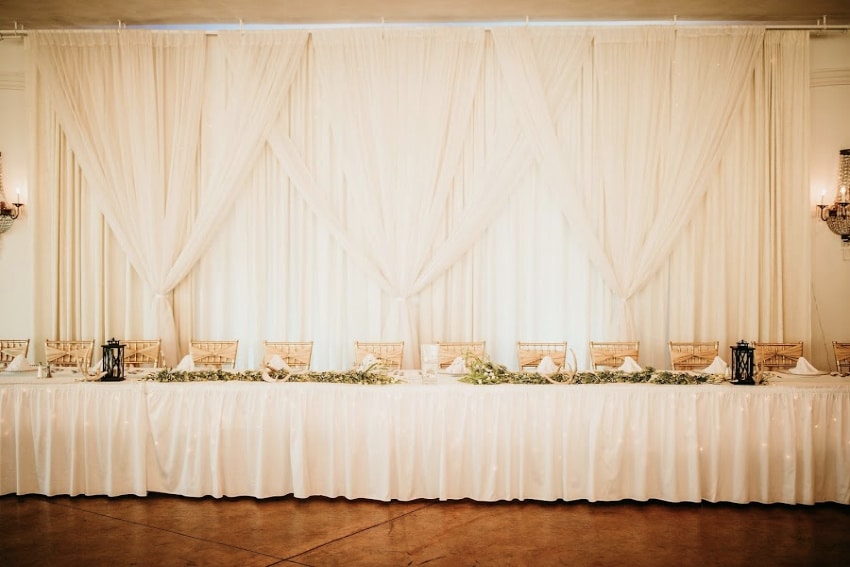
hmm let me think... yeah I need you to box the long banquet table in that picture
[1,370,848,504]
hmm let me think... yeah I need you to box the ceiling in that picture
[1,0,849,30]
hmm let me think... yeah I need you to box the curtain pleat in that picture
[27,27,810,370]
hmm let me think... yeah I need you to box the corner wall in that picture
[0,40,33,342]
[809,34,850,371]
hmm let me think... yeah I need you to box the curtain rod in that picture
[1,22,849,38]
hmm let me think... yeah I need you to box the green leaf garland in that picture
[459,357,726,385]
[144,367,401,385]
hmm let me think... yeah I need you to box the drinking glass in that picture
[420,344,439,384]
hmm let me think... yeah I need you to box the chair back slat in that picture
[190,340,239,369]
[517,342,567,371]
[355,341,404,371]
[668,341,719,371]
[589,341,639,370]
[123,339,162,367]
[437,342,486,368]
[754,342,803,371]
[45,340,94,368]
[0,339,30,364]
[833,341,850,374]
[264,341,313,371]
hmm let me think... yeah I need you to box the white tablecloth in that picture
[2,371,849,503]
[0,374,149,496]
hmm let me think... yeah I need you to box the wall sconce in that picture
[0,151,24,235]
[0,202,23,235]
[817,148,850,243]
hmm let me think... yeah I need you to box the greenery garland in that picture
[142,358,748,386]
[459,357,726,386]
[144,366,401,385]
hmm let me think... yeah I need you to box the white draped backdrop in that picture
[24,26,810,370]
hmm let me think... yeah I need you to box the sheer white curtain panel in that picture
[307,28,488,366]
[28,31,207,363]
[492,26,764,341]
[28,31,308,363]
[25,27,812,370]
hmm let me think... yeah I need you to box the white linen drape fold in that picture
[135,381,850,503]
[28,31,309,363]
[492,27,764,339]
[308,29,488,366]
[24,27,811,369]
[28,31,207,363]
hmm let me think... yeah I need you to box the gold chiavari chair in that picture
[354,341,404,371]
[45,339,94,369]
[588,341,639,370]
[754,342,803,372]
[122,339,162,368]
[438,341,486,369]
[263,341,313,371]
[832,341,850,374]
[0,339,29,367]
[668,341,719,372]
[190,340,239,369]
[517,341,567,371]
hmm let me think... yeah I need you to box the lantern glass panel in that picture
[730,340,755,385]
[102,338,125,382]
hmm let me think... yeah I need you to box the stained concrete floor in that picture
[1,494,848,566]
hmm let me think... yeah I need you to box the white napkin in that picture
[617,356,642,372]
[6,354,34,371]
[787,356,823,375]
[358,353,379,371]
[446,356,467,374]
[702,356,728,374]
[536,355,559,376]
[174,354,195,371]
[266,354,292,373]
[90,358,103,373]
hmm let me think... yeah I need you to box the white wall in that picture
[0,39,33,343]
[1,32,848,367]
[809,34,850,371]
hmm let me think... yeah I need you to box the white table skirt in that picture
[0,379,149,496]
[2,372,849,503]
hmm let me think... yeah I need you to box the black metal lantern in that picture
[102,338,125,382]
[730,340,755,385]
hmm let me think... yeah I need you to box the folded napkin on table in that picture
[358,353,379,371]
[174,354,196,371]
[536,355,559,376]
[90,358,103,373]
[6,354,35,371]
[702,356,728,374]
[266,354,292,373]
[786,356,823,375]
[446,356,467,374]
[617,356,642,372]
